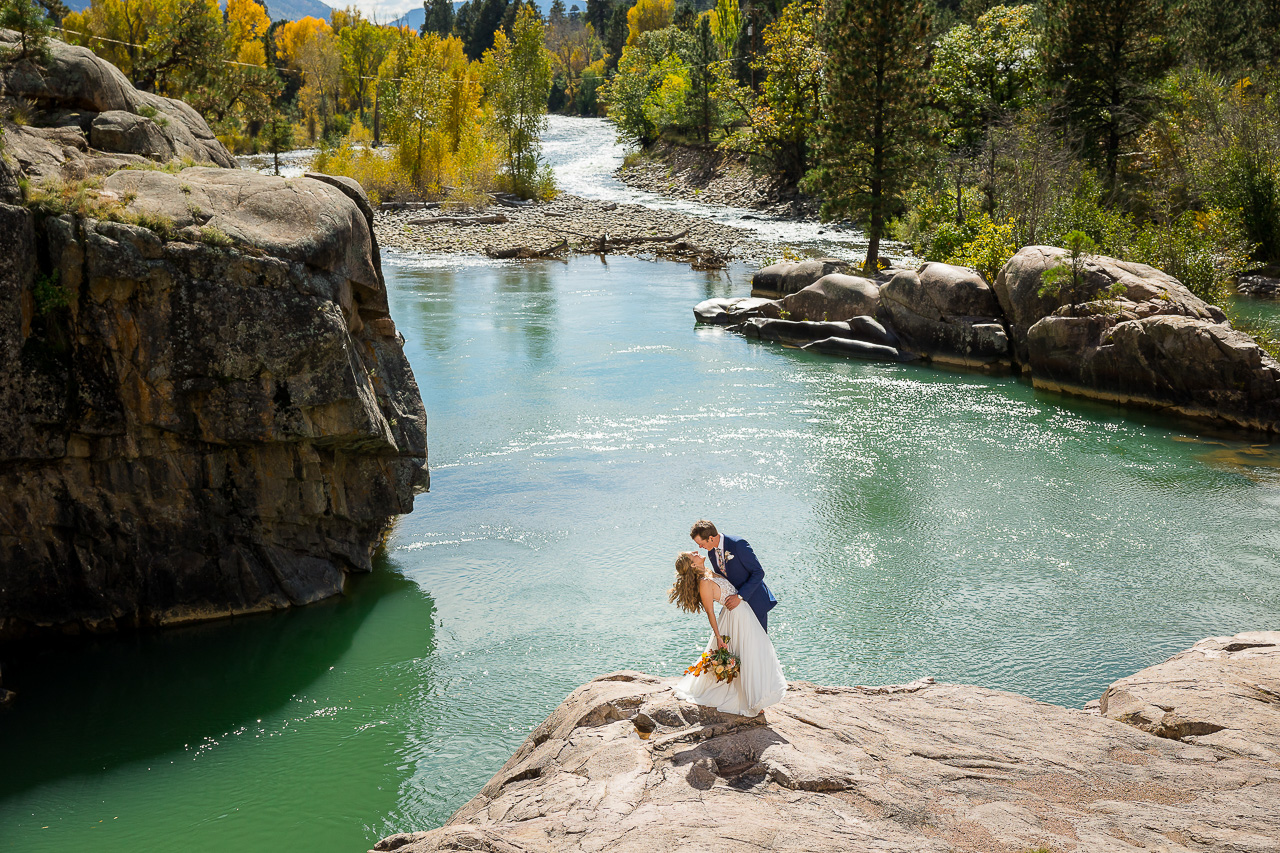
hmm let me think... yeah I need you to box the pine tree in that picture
[1041,0,1172,192]
[422,0,456,37]
[816,0,933,272]
[688,15,715,141]
[0,0,54,61]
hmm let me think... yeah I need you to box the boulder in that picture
[375,640,1280,853]
[992,246,1225,367]
[750,257,851,298]
[879,263,1011,367]
[89,110,176,160]
[739,317,863,346]
[1237,267,1280,298]
[0,167,429,641]
[1101,631,1280,762]
[758,273,879,322]
[693,296,772,325]
[1028,311,1280,433]
[0,29,235,179]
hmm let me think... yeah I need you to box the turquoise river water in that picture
[4,116,1280,851]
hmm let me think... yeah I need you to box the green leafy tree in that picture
[932,4,1041,218]
[601,26,695,145]
[1041,0,1172,192]
[720,0,823,184]
[817,0,933,271]
[340,19,393,121]
[483,5,553,198]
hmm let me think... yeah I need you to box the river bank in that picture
[372,193,771,265]
[615,140,819,218]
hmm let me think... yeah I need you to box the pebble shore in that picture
[373,193,775,265]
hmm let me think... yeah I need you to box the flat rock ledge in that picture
[375,632,1280,853]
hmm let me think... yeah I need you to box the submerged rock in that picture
[375,634,1280,852]
[800,336,909,362]
[693,296,772,325]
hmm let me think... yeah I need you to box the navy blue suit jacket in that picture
[709,534,777,627]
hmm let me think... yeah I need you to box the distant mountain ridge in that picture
[62,0,335,23]
[390,0,558,29]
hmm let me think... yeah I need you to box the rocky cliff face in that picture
[0,34,428,640]
[377,633,1280,853]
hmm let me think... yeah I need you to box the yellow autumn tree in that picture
[275,16,331,68]
[226,0,270,66]
[626,0,674,46]
[277,16,339,140]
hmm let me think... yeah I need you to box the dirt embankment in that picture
[616,140,819,217]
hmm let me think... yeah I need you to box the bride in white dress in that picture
[670,551,787,716]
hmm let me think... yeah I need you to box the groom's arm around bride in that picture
[690,520,778,632]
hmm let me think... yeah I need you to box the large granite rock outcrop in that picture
[1,33,426,640]
[0,28,234,200]
[879,262,1011,368]
[375,633,1280,853]
[996,247,1280,431]
[0,170,427,641]
[992,246,1226,366]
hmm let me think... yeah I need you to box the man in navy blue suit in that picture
[690,519,778,632]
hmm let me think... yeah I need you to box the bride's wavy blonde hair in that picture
[669,551,706,614]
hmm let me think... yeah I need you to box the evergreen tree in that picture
[688,14,715,140]
[817,0,933,271]
[0,0,54,61]
[458,0,511,60]
[1171,0,1280,77]
[548,0,567,27]
[422,0,456,37]
[1041,0,1172,192]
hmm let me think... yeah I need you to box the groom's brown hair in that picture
[690,520,718,540]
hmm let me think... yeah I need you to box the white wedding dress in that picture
[673,575,788,716]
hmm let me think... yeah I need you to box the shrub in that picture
[311,143,414,206]
[942,215,1017,283]
[33,270,68,314]
[1124,208,1254,304]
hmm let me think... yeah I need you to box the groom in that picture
[690,520,777,632]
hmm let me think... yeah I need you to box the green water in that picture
[3,255,1279,852]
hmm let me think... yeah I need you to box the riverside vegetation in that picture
[15,0,1280,311]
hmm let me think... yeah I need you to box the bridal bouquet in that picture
[684,636,741,684]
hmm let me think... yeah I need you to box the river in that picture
[2,118,1279,853]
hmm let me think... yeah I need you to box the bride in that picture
[670,551,787,716]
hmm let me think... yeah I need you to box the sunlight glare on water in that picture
[7,125,1278,853]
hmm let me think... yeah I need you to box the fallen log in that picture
[484,239,569,260]
[410,214,510,226]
